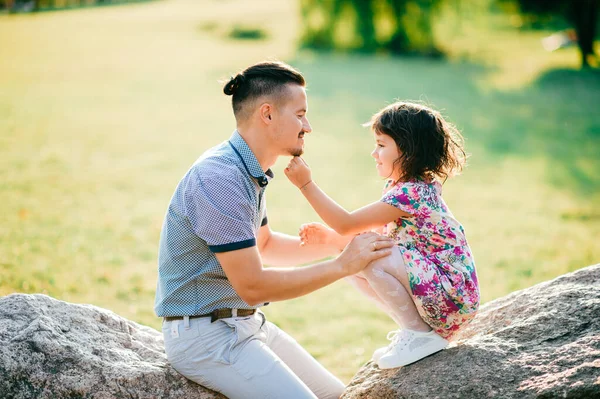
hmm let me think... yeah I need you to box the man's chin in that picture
[288,148,304,157]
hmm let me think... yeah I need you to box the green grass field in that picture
[1,0,599,382]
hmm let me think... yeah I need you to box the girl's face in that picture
[371,131,401,181]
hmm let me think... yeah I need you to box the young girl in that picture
[284,101,479,369]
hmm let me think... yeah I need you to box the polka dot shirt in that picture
[154,131,271,317]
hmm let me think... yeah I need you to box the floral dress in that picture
[381,179,480,340]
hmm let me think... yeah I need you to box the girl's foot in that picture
[376,329,448,369]
[371,329,401,362]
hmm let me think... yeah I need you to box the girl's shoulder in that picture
[382,178,445,216]
[385,178,442,195]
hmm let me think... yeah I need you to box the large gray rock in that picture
[342,264,600,399]
[3,265,599,399]
[0,294,223,399]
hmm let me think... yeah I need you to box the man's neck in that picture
[236,126,278,172]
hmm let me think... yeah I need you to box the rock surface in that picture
[0,294,224,399]
[3,265,599,398]
[342,264,600,399]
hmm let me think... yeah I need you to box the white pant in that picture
[162,311,345,399]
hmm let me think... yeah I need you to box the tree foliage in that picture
[3,0,138,13]
[300,0,443,56]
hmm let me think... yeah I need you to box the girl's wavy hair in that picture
[223,61,305,120]
[367,102,467,183]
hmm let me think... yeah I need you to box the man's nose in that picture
[303,118,312,133]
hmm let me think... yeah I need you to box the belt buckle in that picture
[210,308,233,323]
[231,309,238,318]
[210,309,219,323]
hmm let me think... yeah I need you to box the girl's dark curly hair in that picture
[368,102,467,183]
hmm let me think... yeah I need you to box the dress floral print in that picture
[381,179,480,340]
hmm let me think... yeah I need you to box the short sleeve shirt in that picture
[154,131,272,317]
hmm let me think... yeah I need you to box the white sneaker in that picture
[371,329,401,362]
[376,329,448,369]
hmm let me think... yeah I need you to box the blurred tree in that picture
[300,0,443,56]
[3,0,146,13]
[384,0,442,55]
[512,0,599,68]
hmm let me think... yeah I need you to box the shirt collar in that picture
[228,130,274,188]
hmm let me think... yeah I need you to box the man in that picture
[155,61,393,399]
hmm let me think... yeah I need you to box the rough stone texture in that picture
[0,294,223,399]
[342,263,600,399]
[3,265,600,399]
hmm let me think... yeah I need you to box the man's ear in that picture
[259,103,273,124]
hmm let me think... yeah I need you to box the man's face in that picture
[272,85,312,157]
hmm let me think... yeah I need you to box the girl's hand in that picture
[299,222,337,246]
[284,157,312,189]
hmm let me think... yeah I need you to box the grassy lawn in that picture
[1,0,599,383]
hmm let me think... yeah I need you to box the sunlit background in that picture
[1,0,599,382]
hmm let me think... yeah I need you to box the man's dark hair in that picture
[369,102,467,183]
[223,61,305,120]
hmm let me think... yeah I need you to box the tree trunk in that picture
[354,0,377,52]
[386,0,410,53]
[570,0,599,68]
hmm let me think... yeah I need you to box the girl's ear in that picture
[259,103,273,124]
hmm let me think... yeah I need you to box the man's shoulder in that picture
[187,142,247,184]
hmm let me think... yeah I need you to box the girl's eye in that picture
[378,144,384,148]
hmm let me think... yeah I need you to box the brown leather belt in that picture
[164,308,257,323]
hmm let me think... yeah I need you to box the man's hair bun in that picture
[223,74,246,96]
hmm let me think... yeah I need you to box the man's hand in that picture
[284,156,312,189]
[299,222,354,251]
[299,222,336,246]
[335,233,394,276]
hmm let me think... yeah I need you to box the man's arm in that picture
[256,224,341,267]
[215,232,394,306]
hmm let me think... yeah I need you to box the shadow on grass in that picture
[484,68,600,194]
[228,25,268,41]
[289,53,600,195]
